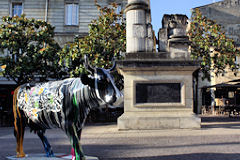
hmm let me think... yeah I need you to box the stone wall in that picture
[197,0,240,46]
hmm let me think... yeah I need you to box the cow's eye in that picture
[100,77,105,81]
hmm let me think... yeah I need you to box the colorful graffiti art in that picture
[13,57,123,160]
[17,79,72,123]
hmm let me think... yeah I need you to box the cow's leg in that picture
[71,129,82,160]
[13,87,26,158]
[71,148,76,160]
[13,115,26,157]
[37,130,54,157]
[66,125,85,160]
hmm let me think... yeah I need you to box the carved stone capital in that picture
[125,1,149,13]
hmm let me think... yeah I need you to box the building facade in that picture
[197,0,240,47]
[0,0,126,46]
[195,0,240,114]
[0,0,127,126]
[157,0,240,114]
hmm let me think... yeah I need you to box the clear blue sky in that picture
[150,0,222,33]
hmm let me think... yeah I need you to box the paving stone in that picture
[1,117,240,160]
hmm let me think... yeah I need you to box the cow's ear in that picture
[81,74,95,87]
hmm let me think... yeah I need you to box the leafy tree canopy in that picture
[59,1,126,79]
[0,15,65,85]
[188,8,240,80]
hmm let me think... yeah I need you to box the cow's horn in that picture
[84,55,94,74]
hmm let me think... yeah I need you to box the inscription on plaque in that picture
[136,83,181,103]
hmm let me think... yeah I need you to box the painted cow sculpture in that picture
[13,57,123,160]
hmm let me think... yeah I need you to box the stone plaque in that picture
[136,83,181,103]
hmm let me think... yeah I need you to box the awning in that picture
[201,83,240,89]
[227,79,240,83]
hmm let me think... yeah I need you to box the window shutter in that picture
[72,4,76,25]
[65,4,68,25]
[74,4,79,25]
[68,4,73,25]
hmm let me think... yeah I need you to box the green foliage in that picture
[188,8,240,79]
[0,15,65,85]
[59,2,126,78]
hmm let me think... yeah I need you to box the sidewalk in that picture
[1,116,240,160]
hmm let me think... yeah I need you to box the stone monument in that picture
[158,14,190,58]
[117,0,201,130]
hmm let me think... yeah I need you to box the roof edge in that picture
[192,0,225,10]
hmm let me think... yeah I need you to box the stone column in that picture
[125,0,154,53]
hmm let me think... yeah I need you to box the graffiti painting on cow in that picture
[13,56,123,160]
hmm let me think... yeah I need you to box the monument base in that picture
[118,112,201,130]
[7,154,99,160]
[117,52,201,130]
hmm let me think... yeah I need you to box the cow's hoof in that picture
[46,152,54,157]
[81,156,86,160]
[48,153,54,157]
[72,155,86,160]
[16,152,26,158]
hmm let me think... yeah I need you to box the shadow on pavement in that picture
[202,123,240,129]
[83,141,240,151]
[103,153,240,160]
[201,116,240,129]
[201,116,240,123]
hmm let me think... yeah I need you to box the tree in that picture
[0,15,65,85]
[188,8,240,80]
[59,1,126,84]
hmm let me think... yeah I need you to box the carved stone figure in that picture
[13,56,123,160]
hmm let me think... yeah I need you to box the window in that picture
[65,3,79,26]
[116,4,122,14]
[12,3,23,17]
[115,3,125,24]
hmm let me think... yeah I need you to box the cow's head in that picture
[81,56,123,107]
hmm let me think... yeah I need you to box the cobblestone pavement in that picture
[2,116,240,160]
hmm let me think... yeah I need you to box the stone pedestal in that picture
[168,38,190,59]
[117,53,201,130]
[118,112,200,130]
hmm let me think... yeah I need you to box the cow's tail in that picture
[13,86,20,138]
[13,86,26,157]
